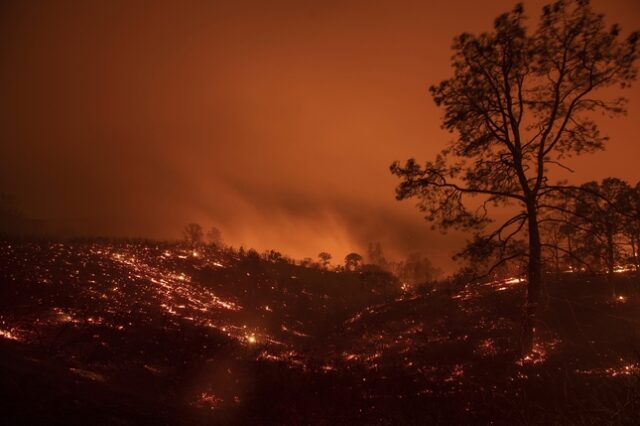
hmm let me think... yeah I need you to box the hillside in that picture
[0,240,639,424]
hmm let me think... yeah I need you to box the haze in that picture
[1,0,639,272]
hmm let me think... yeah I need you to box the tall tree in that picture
[540,220,563,274]
[573,179,629,276]
[390,0,638,353]
[621,182,640,270]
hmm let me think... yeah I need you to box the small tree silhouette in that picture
[318,252,332,268]
[183,223,203,248]
[344,252,363,272]
[574,179,628,276]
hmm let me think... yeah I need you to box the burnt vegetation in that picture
[0,236,639,424]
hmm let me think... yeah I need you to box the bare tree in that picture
[183,223,203,248]
[390,0,638,353]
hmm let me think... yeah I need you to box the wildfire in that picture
[576,361,640,377]
[3,238,638,420]
[517,338,561,366]
[475,338,498,357]
[613,265,635,273]
[0,328,21,341]
[194,392,224,409]
[444,364,465,383]
[69,367,105,382]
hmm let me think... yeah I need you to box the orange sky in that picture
[1,0,639,272]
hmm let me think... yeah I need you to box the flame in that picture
[0,328,21,341]
[517,338,561,366]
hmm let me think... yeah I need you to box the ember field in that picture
[0,240,639,425]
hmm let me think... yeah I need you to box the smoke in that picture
[0,0,638,274]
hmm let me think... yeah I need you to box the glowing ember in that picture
[576,361,640,377]
[517,338,561,366]
[2,238,636,422]
[613,265,634,273]
[444,364,465,383]
[194,392,224,409]
[0,328,21,341]
[69,368,105,382]
[475,338,498,357]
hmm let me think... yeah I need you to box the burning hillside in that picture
[0,239,639,424]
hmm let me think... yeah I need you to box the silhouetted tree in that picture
[539,189,585,271]
[541,194,590,274]
[394,252,441,287]
[367,242,391,271]
[300,257,315,268]
[575,179,628,276]
[621,182,640,270]
[540,221,563,274]
[318,252,332,268]
[206,226,223,247]
[344,252,363,272]
[545,178,631,275]
[390,0,638,353]
[264,249,283,262]
[182,223,203,248]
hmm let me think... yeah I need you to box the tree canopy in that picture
[391,0,638,353]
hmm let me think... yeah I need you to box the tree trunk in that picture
[567,234,574,271]
[606,228,616,298]
[606,229,615,275]
[522,201,542,355]
[636,235,640,271]
[633,236,640,272]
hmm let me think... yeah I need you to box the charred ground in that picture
[0,239,639,425]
